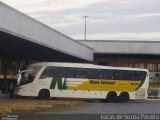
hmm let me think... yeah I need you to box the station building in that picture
[0,1,160,93]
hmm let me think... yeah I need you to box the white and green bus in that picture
[14,62,149,102]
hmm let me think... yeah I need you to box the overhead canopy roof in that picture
[0,2,93,62]
[79,40,160,55]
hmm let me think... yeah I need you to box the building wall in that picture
[78,40,160,55]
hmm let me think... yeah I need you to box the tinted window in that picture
[112,70,122,80]
[59,67,75,78]
[124,71,136,80]
[136,71,146,80]
[40,66,59,78]
[106,70,113,79]
[121,71,126,80]
[76,68,91,78]
[92,69,106,79]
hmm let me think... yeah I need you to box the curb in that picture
[0,100,84,114]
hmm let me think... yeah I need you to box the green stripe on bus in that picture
[50,77,67,90]
[135,79,145,91]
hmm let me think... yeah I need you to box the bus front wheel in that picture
[119,92,129,102]
[107,91,117,103]
[38,89,50,100]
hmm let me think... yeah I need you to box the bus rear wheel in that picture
[107,91,117,103]
[38,89,50,100]
[119,92,129,102]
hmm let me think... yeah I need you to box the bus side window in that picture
[106,70,113,80]
[76,68,91,78]
[92,69,106,79]
[125,71,136,80]
[40,66,59,79]
[121,71,126,80]
[136,71,146,80]
[91,69,99,79]
[112,70,122,80]
[59,67,75,78]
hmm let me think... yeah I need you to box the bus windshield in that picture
[17,65,42,86]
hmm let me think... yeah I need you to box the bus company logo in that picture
[1,114,18,120]
[90,80,115,85]
[50,77,67,90]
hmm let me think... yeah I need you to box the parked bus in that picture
[14,62,149,102]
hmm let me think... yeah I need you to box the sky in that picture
[1,0,160,40]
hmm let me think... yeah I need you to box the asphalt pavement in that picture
[5,99,160,120]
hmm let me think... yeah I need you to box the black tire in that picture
[107,91,117,103]
[119,92,129,102]
[38,89,50,100]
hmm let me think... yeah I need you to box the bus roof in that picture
[29,62,148,72]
